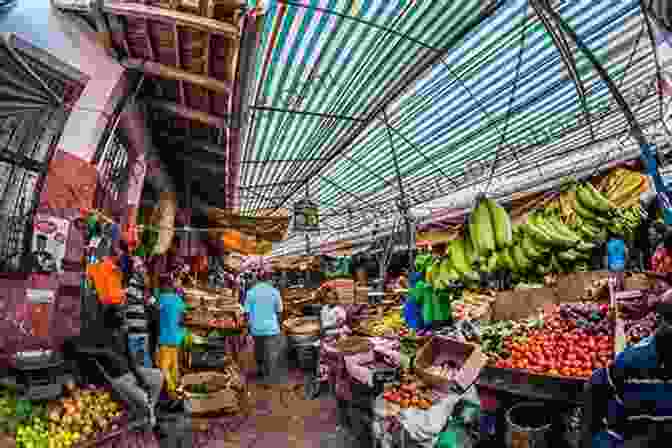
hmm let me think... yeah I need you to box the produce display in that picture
[360,311,404,337]
[425,362,460,381]
[452,290,496,321]
[0,382,125,448]
[616,287,672,344]
[651,249,672,273]
[484,303,614,378]
[382,382,434,410]
[418,174,645,287]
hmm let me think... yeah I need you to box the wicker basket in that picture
[180,371,239,414]
[283,317,320,335]
[331,336,372,356]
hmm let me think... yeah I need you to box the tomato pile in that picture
[382,382,433,410]
[490,303,615,378]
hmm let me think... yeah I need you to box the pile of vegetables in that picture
[425,361,460,381]
[382,382,433,410]
[0,382,125,448]
[361,311,405,337]
[483,303,614,378]
[617,287,672,344]
[651,249,672,273]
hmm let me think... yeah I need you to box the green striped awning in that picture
[241,0,664,242]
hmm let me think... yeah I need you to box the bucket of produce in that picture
[505,402,552,448]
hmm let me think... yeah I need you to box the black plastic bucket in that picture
[505,402,553,448]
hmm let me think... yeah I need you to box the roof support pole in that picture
[539,2,663,193]
[383,110,414,276]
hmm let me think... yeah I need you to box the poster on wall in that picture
[29,215,70,273]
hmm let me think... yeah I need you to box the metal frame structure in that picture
[0,33,86,273]
[244,0,668,258]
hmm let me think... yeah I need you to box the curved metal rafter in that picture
[530,0,595,145]
[264,0,508,216]
[540,1,648,146]
[251,0,424,214]
[641,0,668,138]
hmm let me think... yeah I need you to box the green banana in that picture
[486,198,513,249]
[522,235,543,260]
[551,253,563,272]
[512,245,531,271]
[523,216,557,246]
[536,264,551,275]
[475,200,496,255]
[467,212,480,256]
[530,214,577,248]
[464,236,476,265]
[546,215,581,242]
[584,183,613,213]
[576,241,596,251]
[501,247,515,271]
[575,197,608,224]
[450,239,471,275]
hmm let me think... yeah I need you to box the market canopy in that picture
[237,0,670,256]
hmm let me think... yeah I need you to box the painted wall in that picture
[0,5,131,365]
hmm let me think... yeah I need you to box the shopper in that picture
[581,303,672,448]
[63,306,163,428]
[319,292,351,430]
[243,270,283,381]
[156,274,186,398]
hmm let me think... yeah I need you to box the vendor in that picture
[156,274,186,398]
[582,303,672,447]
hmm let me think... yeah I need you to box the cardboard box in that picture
[555,271,610,302]
[415,336,487,393]
[492,287,557,321]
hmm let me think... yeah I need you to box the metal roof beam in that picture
[155,132,227,155]
[250,105,365,122]
[146,99,228,128]
[530,1,595,143]
[266,0,506,215]
[124,59,232,95]
[102,1,240,37]
[541,2,648,146]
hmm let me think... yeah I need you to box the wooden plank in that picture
[119,17,132,56]
[148,99,227,128]
[174,24,186,105]
[103,1,240,37]
[144,20,155,60]
[124,59,231,95]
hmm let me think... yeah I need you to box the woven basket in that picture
[150,191,176,255]
[180,372,239,415]
[283,317,320,335]
[332,336,372,356]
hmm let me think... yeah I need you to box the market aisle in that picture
[214,335,355,448]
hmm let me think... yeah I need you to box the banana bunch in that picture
[608,206,641,241]
[600,168,647,208]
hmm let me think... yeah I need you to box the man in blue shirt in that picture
[244,271,283,381]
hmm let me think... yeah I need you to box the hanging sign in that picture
[293,199,319,232]
[30,215,70,273]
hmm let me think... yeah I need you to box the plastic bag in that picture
[86,258,124,305]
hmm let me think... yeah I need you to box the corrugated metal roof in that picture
[241,0,664,249]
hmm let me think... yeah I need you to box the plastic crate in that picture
[190,350,229,370]
[295,344,319,371]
